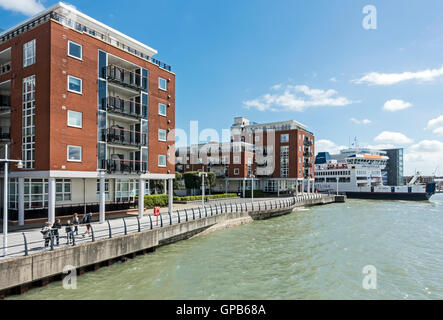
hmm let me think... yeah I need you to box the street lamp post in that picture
[199,171,208,208]
[1,144,23,257]
[250,174,255,203]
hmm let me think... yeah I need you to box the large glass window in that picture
[67,145,82,162]
[22,75,35,169]
[67,110,82,128]
[158,129,167,141]
[24,179,48,209]
[158,103,167,116]
[68,75,82,94]
[68,41,82,60]
[158,77,167,90]
[56,179,71,202]
[280,146,289,178]
[23,39,36,67]
[96,179,110,200]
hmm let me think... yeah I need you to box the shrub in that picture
[244,190,266,198]
[144,194,169,209]
[173,193,238,202]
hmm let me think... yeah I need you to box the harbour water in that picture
[11,193,443,300]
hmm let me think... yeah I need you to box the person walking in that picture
[82,212,92,238]
[52,219,62,246]
[40,222,52,247]
[65,220,74,245]
[72,213,79,235]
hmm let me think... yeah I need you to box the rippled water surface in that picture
[12,194,443,300]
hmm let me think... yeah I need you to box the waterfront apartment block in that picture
[176,117,315,195]
[0,2,175,225]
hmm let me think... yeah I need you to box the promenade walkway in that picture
[0,194,322,260]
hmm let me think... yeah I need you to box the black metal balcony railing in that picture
[303,161,313,168]
[0,95,11,110]
[105,97,147,119]
[104,159,148,174]
[105,65,147,91]
[103,127,147,147]
[303,151,312,157]
[0,127,10,141]
[0,62,11,76]
[303,139,313,147]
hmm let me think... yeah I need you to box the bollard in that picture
[137,216,141,232]
[123,218,127,235]
[90,225,95,242]
[49,230,54,250]
[160,214,163,227]
[22,233,28,256]
[107,220,112,238]
[149,214,153,229]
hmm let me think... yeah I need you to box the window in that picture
[280,146,289,178]
[22,75,35,169]
[280,134,289,143]
[56,179,71,202]
[67,145,82,162]
[158,103,167,116]
[158,129,167,141]
[23,39,36,67]
[68,41,82,60]
[67,110,82,128]
[96,179,110,200]
[234,168,240,175]
[255,136,260,142]
[68,75,82,94]
[159,77,167,90]
[158,155,167,167]
[233,156,240,164]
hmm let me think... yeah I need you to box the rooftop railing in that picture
[0,62,11,76]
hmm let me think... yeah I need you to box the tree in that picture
[174,172,183,189]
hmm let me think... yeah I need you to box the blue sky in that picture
[1,0,443,175]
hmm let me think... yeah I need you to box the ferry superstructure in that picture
[314,149,436,200]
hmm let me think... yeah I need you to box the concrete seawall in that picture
[0,195,338,296]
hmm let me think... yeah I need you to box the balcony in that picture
[303,161,313,168]
[0,62,11,76]
[103,127,147,147]
[104,159,147,174]
[105,65,146,91]
[303,138,313,147]
[0,127,10,141]
[0,95,10,111]
[303,151,312,157]
[105,96,147,119]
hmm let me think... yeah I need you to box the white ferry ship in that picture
[314,149,436,201]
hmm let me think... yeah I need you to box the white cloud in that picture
[426,115,443,136]
[0,0,45,16]
[350,118,371,125]
[315,139,347,155]
[374,131,413,145]
[330,77,337,82]
[404,140,443,175]
[353,66,443,85]
[243,84,356,112]
[382,99,413,112]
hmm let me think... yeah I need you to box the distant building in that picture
[381,148,404,186]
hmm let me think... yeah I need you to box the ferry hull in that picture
[345,192,432,201]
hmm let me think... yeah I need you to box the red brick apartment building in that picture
[176,117,315,196]
[0,2,175,225]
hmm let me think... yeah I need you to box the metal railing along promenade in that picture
[0,194,325,260]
